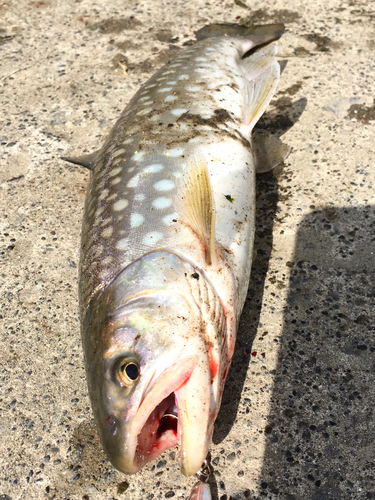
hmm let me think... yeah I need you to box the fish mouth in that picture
[103,354,211,476]
[135,392,179,468]
[124,356,199,474]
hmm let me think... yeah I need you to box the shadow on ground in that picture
[256,205,375,500]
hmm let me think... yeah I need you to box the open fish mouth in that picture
[116,356,200,475]
[135,392,179,468]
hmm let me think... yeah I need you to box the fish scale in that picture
[63,22,288,482]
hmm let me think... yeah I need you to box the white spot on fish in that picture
[195,67,207,73]
[152,197,172,209]
[130,213,145,228]
[186,85,201,92]
[142,231,163,246]
[158,87,173,93]
[102,226,113,238]
[162,213,178,225]
[112,157,123,166]
[109,166,122,177]
[123,138,133,145]
[178,74,189,80]
[171,108,188,116]
[145,83,157,89]
[99,189,109,201]
[173,171,183,178]
[95,206,105,217]
[165,95,177,102]
[96,178,106,192]
[128,167,135,173]
[168,81,177,85]
[195,57,207,62]
[154,179,175,191]
[107,193,118,202]
[127,175,139,188]
[112,148,126,158]
[143,164,164,173]
[165,147,184,157]
[132,151,146,162]
[135,193,145,202]
[100,217,112,227]
[113,199,128,211]
[116,237,129,250]
[137,108,153,116]
[93,246,103,258]
[111,176,121,186]
[150,114,162,122]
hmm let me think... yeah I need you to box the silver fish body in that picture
[69,23,286,477]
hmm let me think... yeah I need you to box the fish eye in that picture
[116,357,140,387]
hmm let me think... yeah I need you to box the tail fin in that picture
[195,23,284,48]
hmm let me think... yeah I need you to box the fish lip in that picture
[122,356,197,473]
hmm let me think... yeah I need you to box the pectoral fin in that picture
[181,155,216,266]
[61,151,99,170]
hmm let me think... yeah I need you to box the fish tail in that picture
[195,23,284,49]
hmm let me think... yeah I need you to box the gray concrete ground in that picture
[1,0,375,498]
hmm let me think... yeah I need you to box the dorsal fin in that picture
[181,155,216,266]
[61,151,99,170]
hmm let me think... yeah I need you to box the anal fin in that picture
[181,155,216,266]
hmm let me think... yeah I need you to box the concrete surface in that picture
[1,0,375,498]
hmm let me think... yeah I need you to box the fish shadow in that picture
[257,206,375,499]
[257,96,307,138]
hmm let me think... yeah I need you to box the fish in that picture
[63,22,288,478]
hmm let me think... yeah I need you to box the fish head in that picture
[82,258,217,476]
